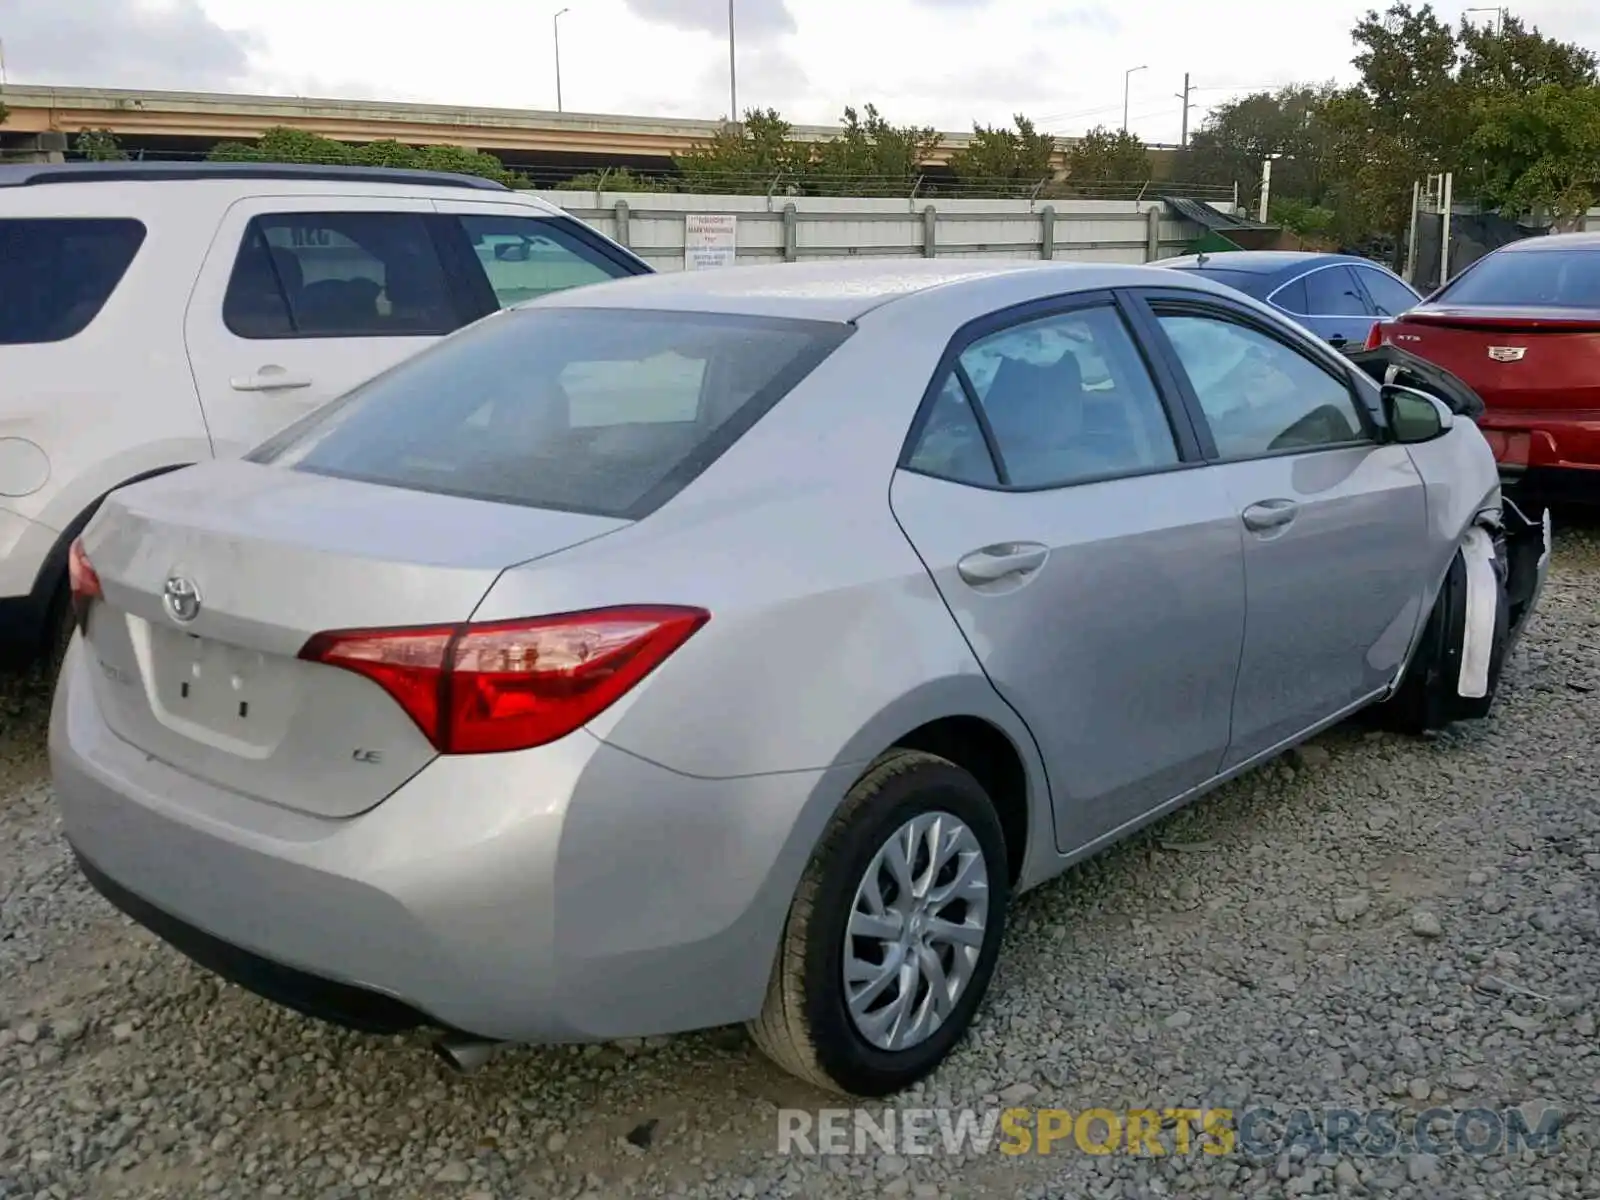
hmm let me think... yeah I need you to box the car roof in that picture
[1159,250,1383,277]
[525,258,1228,322]
[1498,230,1600,253]
[0,160,513,193]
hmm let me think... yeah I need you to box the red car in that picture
[1367,231,1600,505]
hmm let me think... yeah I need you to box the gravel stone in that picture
[4,521,1599,1200]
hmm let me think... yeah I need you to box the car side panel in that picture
[0,189,213,608]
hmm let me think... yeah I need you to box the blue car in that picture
[1158,251,1423,352]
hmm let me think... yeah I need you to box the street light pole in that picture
[1123,64,1147,133]
[553,7,569,113]
[727,0,738,125]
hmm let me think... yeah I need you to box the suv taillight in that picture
[299,606,710,754]
[67,538,102,632]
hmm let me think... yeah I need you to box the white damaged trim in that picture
[1458,526,1498,700]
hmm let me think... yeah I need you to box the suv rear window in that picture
[1437,247,1600,308]
[0,218,146,344]
[249,307,851,519]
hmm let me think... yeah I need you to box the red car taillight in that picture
[1363,320,1389,351]
[67,538,102,631]
[299,606,710,755]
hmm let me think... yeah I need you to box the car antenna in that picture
[1195,250,1209,266]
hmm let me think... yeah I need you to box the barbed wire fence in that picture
[0,143,1238,205]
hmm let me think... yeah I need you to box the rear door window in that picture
[222,212,464,339]
[1299,267,1371,317]
[454,215,629,307]
[250,308,851,519]
[0,218,147,344]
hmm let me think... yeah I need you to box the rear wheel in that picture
[749,749,1010,1096]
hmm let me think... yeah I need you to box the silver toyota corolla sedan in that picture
[51,259,1550,1097]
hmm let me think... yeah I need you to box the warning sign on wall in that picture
[684,214,738,270]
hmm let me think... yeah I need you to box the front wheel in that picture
[1371,532,1510,735]
[749,749,1011,1097]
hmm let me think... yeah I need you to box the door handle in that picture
[1328,335,1347,348]
[230,367,314,392]
[1241,499,1299,532]
[956,542,1049,585]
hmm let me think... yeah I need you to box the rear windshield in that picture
[0,218,147,344]
[249,306,851,519]
[1437,248,1600,308]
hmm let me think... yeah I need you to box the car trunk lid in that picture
[78,461,628,818]
[1386,306,1600,412]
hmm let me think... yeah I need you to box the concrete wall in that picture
[535,190,1211,271]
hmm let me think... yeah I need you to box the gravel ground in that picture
[3,521,1599,1200]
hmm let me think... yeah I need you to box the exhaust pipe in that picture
[432,1034,501,1074]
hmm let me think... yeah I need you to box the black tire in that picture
[1372,538,1510,734]
[748,749,1011,1097]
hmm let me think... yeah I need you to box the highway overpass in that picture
[0,84,1061,179]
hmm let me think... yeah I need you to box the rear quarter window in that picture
[249,307,851,519]
[0,218,147,345]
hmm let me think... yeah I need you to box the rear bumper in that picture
[49,638,834,1043]
[1478,409,1600,478]
[1500,464,1600,507]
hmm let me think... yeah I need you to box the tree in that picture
[947,115,1056,192]
[811,104,938,195]
[74,129,130,162]
[1186,85,1338,206]
[1472,84,1600,228]
[1317,3,1463,241]
[1456,13,1597,96]
[1061,125,1150,195]
[559,167,676,193]
[673,109,813,193]
[208,125,520,185]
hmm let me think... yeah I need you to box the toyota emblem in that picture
[163,575,202,623]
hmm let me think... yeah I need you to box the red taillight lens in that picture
[1363,320,1388,351]
[67,538,103,631]
[300,606,709,755]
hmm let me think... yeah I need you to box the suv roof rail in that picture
[0,161,513,192]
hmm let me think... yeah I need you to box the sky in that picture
[1,0,1598,144]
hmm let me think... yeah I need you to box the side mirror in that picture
[1381,384,1454,444]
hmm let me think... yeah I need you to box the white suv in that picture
[0,162,650,667]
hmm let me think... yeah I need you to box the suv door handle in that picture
[1241,499,1299,532]
[231,367,314,392]
[956,543,1049,585]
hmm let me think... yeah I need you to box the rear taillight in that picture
[300,606,709,755]
[1363,321,1388,351]
[67,538,102,631]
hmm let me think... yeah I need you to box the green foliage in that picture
[206,125,520,185]
[74,128,129,162]
[1269,196,1338,239]
[0,101,9,127]
[1456,13,1597,95]
[1061,125,1150,192]
[947,115,1056,189]
[558,167,677,193]
[1187,85,1339,206]
[1471,84,1600,226]
[812,104,939,194]
[673,109,813,193]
